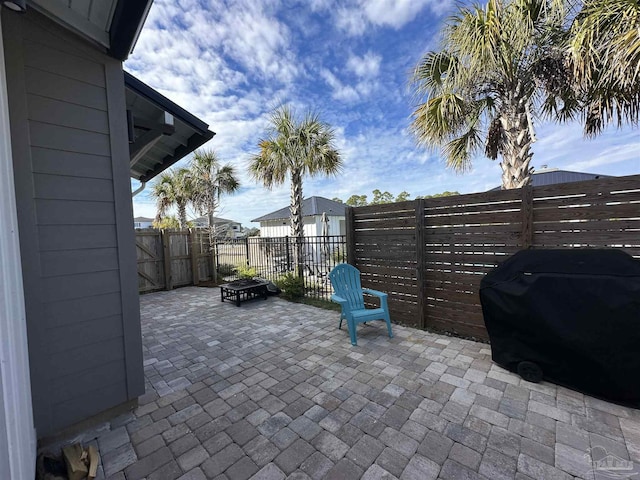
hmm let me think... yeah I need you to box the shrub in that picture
[236,264,258,279]
[217,263,236,276]
[332,249,347,263]
[275,273,306,300]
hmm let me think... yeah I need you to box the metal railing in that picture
[215,235,347,301]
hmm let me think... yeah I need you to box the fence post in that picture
[521,185,534,249]
[245,236,250,266]
[161,230,172,290]
[285,236,291,271]
[190,229,199,286]
[415,199,426,329]
[345,207,356,266]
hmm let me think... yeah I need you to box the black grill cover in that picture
[480,249,640,407]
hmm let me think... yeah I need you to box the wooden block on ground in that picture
[62,443,88,480]
[87,445,99,480]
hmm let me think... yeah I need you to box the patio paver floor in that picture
[45,287,640,480]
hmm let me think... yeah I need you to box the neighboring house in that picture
[0,3,214,477]
[134,216,154,229]
[193,216,242,238]
[252,196,346,237]
[489,167,610,191]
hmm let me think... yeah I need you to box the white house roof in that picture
[252,196,346,223]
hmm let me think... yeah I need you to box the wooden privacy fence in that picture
[136,229,214,292]
[347,174,640,341]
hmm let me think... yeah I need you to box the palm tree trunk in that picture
[500,95,534,190]
[290,167,305,278]
[178,203,187,229]
[207,208,218,282]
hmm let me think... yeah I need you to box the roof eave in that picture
[108,0,154,61]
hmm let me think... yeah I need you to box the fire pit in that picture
[220,279,270,307]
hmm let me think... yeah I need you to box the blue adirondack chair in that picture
[328,264,393,346]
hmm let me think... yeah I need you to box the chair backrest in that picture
[329,264,365,310]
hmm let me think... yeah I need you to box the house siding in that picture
[3,11,143,437]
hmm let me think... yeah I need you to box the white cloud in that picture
[320,69,360,102]
[327,0,451,36]
[346,51,382,78]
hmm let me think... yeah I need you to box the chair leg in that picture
[347,318,358,346]
[338,314,343,330]
[384,313,393,338]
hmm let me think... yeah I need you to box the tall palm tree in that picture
[249,105,341,276]
[569,0,640,135]
[189,149,240,245]
[151,168,192,229]
[411,0,578,189]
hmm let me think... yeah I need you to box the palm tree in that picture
[249,105,341,276]
[411,0,578,189]
[569,0,640,135]
[151,168,192,229]
[189,149,240,245]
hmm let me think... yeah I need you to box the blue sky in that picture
[127,0,640,228]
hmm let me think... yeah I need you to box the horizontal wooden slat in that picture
[534,208,640,223]
[39,225,117,251]
[23,40,105,87]
[532,218,640,232]
[27,94,109,134]
[425,223,522,235]
[354,200,416,215]
[354,217,416,229]
[533,231,640,245]
[34,173,114,202]
[25,67,107,111]
[31,147,112,179]
[41,270,121,302]
[46,315,122,355]
[424,210,522,226]
[29,120,110,156]
[51,359,125,404]
[35,199,115,225]
[44,293,122,328]
[423,231,522,244]
[423,188,522,208]
[424,201,521,216]
[40,248,118,277]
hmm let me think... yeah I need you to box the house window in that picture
[339,220,346,235]
[134,222,141,228]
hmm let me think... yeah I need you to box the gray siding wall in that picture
[3,11,143,437]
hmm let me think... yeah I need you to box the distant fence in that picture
[136,229,214,292]
[347,174,640,341]
[135,230,347,300]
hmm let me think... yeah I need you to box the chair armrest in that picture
[362,289,388,309]
[362,288,387,298]
[331,294,347,305]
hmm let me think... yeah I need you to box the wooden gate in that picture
[135,229,214,292]
[136,231,165,292]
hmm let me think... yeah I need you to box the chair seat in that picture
[351,308,386,320]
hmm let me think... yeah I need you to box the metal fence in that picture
[215,235,347,301]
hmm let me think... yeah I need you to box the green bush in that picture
[275,272,306,300]
[217,263,236,276]
[236,264,258,279]
[332,249,347,263]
